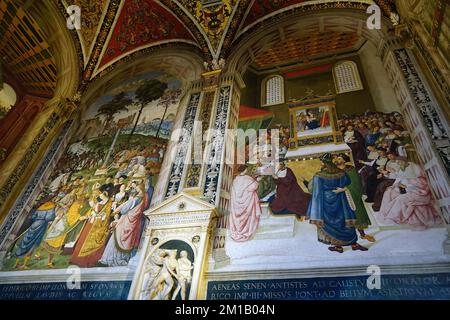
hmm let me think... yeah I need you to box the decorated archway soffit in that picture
[57,0,398,86]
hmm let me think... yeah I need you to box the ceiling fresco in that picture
[240,0,398,31]
[241,0,308,30]
[64,0,109,63]
[98,0,195,69]
[53,0,401,85]
[176,0,238,51]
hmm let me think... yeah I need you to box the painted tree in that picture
[156,88,182,138]
[131,79,168,139]
[96,92,132,134]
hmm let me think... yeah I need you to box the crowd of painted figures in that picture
[229,112,442,253]
[8,142,168,270]
[339,111,441,229]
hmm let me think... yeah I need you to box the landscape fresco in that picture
[2,71,183,271]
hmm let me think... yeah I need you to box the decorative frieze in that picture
[146,212,216,229]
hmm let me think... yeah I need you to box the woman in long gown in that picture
[99,184,148,266]
[69,186,113,267]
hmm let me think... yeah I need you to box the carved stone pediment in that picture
[145,192,218,229]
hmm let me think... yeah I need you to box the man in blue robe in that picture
[13,202,56,269]
[306,153,368,253]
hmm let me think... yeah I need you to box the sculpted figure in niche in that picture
[172,250,194,300]
[145,249,178,300]
[141,248,194,300]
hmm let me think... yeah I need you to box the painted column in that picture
[200,72,242,269]
[381,37,450,253]
[164,85,202,199]
[155,69,243,269]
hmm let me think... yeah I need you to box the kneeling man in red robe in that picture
[270,162,311,218]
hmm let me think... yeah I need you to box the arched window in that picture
[262,75,284,106]
[333,61,363,94]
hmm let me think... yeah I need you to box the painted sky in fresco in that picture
[83,71,182,124]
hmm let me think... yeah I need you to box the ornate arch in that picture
[81,47,205,114]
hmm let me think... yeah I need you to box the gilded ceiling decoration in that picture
[52,0,401,89]
[176,0,238,51]
[239,0,398,36]
[252,31,361,68]
[242,0,307,29]
[0,0,56,97]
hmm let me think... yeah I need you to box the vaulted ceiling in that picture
[1,0,402,95]
[67,0,399,82]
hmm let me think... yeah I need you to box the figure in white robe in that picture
[229,165,261,242]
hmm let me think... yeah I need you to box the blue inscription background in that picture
[207,273,450,300]
[0,281,132,300]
